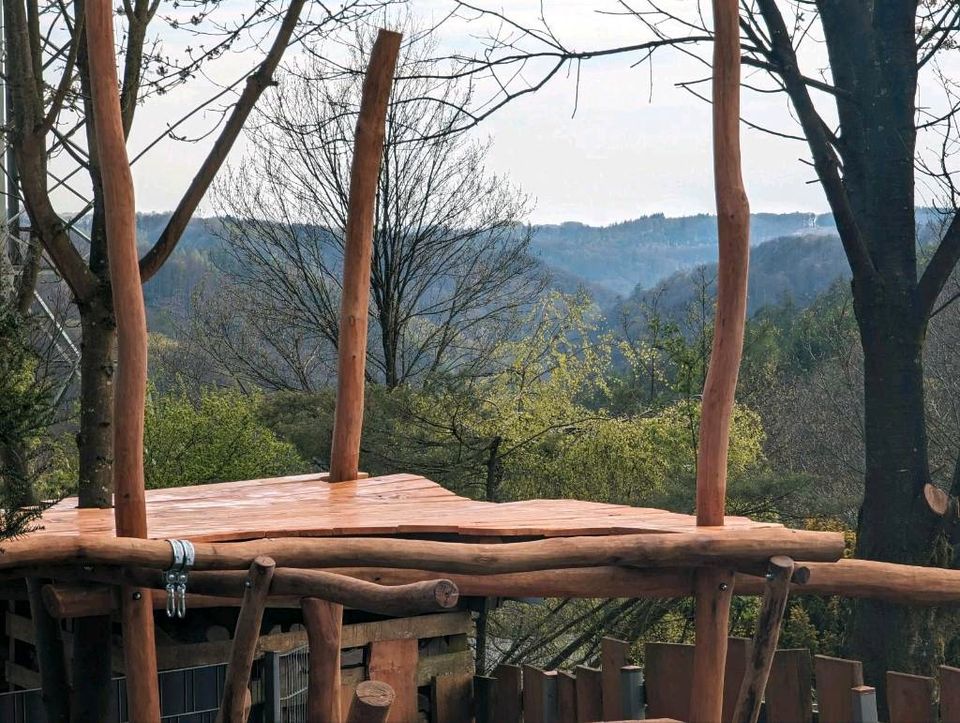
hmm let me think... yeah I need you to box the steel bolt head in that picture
[132,591,142,601]
[719,583,729,591]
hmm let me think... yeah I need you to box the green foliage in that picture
[144,386,304,489]
[0,308,59,538]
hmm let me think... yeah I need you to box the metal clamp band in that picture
[163,539,195,619]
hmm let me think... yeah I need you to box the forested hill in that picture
[616,232,849,326]
[531,212,835,296]
[127,211,839,323]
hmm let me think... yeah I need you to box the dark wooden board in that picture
[814,655,863,723]
[766,649,813,723]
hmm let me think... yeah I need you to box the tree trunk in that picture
[846,297,941,686]
[76,293,115,508]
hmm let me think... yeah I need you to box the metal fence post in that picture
[851,685,879,723]
[263,651,282,723]
[620,665,645,719]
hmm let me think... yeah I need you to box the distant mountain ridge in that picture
[69,211,845,330]
[530,212,836,296]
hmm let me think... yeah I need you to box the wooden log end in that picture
[251,556,277,574]
[768,555,796,574]
[347,680,395,723]
[433,579,459,609]
[925,483,951,517]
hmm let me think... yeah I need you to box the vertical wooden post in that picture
[303,597,344,723]
[690,0,750,719]
[84,2,159,721]
[732,556,796,723]
[217,557,276,723]
[328,29,402,483]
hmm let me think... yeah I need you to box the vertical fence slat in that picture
[492,664,522,723]
[645,642,695,721]
[941,665,960,723]
[851,685,879,723]
[722,637,752,723]
[814,655,864,723]
[556,671,577,723]
[431,673,472,723]
[601,637,629,720]
[522,667,558,723]
[765,649,813,723]
[886,671,936,723]
[474,675,496,723]
[574,666,602,723]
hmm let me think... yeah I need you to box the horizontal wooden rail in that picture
[41,554,960,618]
[45,568,458,618]
[0,528,844,574]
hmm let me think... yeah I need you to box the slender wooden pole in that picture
[347,681,395,723]
[690,0,750,719]
[84,2,159,721]
[303,597,344,723]
[732,556,795,723]
[217,556,275,723]
[329,29,402,483]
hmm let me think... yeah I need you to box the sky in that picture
[58,2,845,226]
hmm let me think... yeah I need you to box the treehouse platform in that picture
[29,472,781,542]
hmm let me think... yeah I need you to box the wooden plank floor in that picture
[27,473,779,542]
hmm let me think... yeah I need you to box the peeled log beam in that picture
[0,528,844,573]
[732,556,795,723]
[691,0,749,710]
[329,29,402,483]
[43,556,960,617]
[62,566,459,617]
[85,2,159,720]
[690,568,735,723]
[303,598,343,723]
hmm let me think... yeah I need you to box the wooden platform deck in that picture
[29,473,780,542]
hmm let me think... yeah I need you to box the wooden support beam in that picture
[60,566,459,618]
[347,680,395,723]
[329,28,402,483]
[689,568,735,723]
[42,552,960,618]
[0,527,844,573]
[691,0,750,714]
[84,2,158,720]
[732,556,795,723]
[217,557,275,723]
[303,598,344,723]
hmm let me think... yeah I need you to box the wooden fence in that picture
[476,637,960,723]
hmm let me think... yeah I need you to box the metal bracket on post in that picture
[163,539,195,619]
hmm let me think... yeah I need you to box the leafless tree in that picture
[202,30,542,390]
